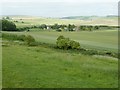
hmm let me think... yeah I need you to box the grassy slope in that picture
[3,44,118,88]
[8,30,118,52]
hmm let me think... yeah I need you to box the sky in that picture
[0,0,119,17]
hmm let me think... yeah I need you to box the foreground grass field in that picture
[2,44,118,88]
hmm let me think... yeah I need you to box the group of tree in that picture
[79,25,99,31]
[1,19,26,31]
[2,16,11,20]
[27,24,118,32]
[1,19,17,31]
[31,24,76,31]
[15,23,76,32]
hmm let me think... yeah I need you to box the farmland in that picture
[2,16,118,88]
[8,15,118,27]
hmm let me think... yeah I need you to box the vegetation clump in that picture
[2,19,17,31]
[2,33,35,46]
[56,35,80,50]
[24,35,35,45]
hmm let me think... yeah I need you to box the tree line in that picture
[1,19,119,32]
[17,24,119,32]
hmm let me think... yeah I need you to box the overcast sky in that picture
[0,0,119,17]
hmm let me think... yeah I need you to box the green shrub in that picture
[57,35,65,41]
[2,33,36,46]
[24,35,35,45]
[2,19,17,31]
[56,35,80,50]
[69,40,80,49]
[56,37,70,49]
[18,35,26,41]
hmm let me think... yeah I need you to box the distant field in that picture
[8,16,118,27]
[7,29,118,52]
[2,44,118,88]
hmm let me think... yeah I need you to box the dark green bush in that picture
[56,37,70,49]
[18,35,26,41]
[2,19,17,31]
[24,35,35,45]
[57,35,65,41]
[56,35,80,50]
[69,40,80,49]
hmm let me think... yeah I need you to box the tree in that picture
[68,24,76,31]
[52,23,60,29]
[61,25,67,30]
[2,19,17,31]
[94,26,99,30]
[87,26,93,31]
[40,24,47,29]
[6,16,10,19]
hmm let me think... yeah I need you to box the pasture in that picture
[2,44,118,88]
[7,29,118,53]
[2,16,118,88]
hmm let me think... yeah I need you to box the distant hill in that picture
[106,15,118,17]
[60,16,117,20]
[1,15,118,26]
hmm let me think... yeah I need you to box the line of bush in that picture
[2,33,35,46]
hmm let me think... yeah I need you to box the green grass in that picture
[2,44,118,88]
[6,29,118,52]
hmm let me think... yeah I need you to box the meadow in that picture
[2,43,118,88]
[2,16,119,88]
[7,29,118,53]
